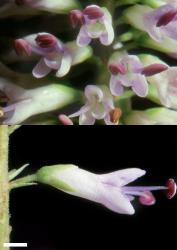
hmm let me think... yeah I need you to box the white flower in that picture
[37,165,175,214]
[69,85,119,125]
[70,5,114,47]
[0,78,77,124]
[14,33,92,78]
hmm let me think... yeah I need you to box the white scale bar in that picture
[4,243,27,247]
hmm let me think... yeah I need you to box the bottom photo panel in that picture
[0,126,176,250]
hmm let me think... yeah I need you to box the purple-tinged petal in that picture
[110,75,124,96]
[56,52,72,77]
[100,168,146,187]
[77,26,91,47]
[103,88,115,111]
[44,56,61,70]
[85,85,104,102]
[100,186,135,215]
[86,22,104,39]
[148,3,175,25]
[79,112,95,125]
[91,103,106,120]
[161,22,177,40]
[127,195,135,201]
[150,71,170,107]
[121,55,142,73]
[99,8,114,46]
[144,15,163,42]
[32,58,52,78]
[132,74,148,97]
[69,105,90,118]
[99,18,114,46]
[143,3,177,42]
[118,74,132,87]
[2,99,32,125]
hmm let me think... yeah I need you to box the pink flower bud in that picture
[14,39,32,56]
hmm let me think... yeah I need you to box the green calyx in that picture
[36,165,77,193]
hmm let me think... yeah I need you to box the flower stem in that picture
[9,174,37,190]
[0,125,10,250]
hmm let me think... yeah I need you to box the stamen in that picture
[35,34,57,49]
[141,64,168,77]
[109,108,122,124]
[123,185,166,206]
[14,39,32,56]
[83,5,104,20]
[109,63,127,75]
[123,186,167,192]
[59,114,73,125]
[156,10,177,27]
[139,191,156,206]
[69,10,84,28]
[166,178,176,199]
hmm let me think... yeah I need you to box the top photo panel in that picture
[0,0,177,125]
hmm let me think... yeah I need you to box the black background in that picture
[9,126,177,250]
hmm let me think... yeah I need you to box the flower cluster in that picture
[1,1,177,124]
